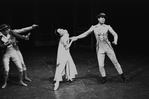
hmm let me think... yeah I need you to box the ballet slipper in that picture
[24,77,32,82]
[54,82,59,91]
[1,83,7,89]
[19,81,27,87]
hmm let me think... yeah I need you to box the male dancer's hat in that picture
[0,24,10,31]
[96,13,107,19]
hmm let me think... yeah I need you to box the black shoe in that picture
[62,78,72,83]
[101,77,107,84]
[67,80,73,83]
[120,74,127,83]
[66,78,74,83]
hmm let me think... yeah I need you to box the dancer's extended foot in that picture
[24,77,32,82]
[1,83,7,89]
[19,81,27,87]
[54,82,59,91]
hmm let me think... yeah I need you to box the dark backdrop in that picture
[0,0,148,53]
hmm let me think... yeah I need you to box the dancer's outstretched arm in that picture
[71,25,94,41]
[13,24,38,34]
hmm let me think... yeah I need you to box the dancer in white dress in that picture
[54,28,78,90]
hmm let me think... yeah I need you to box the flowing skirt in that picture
[54,50,78,82]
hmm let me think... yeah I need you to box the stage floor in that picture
[0,46,149,99]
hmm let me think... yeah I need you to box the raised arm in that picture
[11,30,30,40]
[108,25,118,45]
[13,24,38,34]
[75,25,94,40]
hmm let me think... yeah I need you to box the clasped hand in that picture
[32,24,38,28]
[23,33,31,40]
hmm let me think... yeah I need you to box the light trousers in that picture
[16,49,27,71]
[96,41,123,77]
[3,46,23,73]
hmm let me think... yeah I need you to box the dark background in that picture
[0,0,149,53]
[0,0,149,98]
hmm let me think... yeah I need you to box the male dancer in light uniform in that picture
[0,24,38,88]
[71,13,126,83]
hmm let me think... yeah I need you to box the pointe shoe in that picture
[1,83,7,89]
[19,81,27,87]
[24,77,32,82]
[54,82,59,91]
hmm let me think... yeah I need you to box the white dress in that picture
[54,35,78,82]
